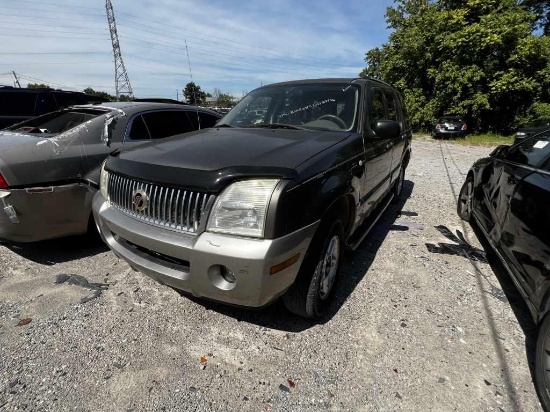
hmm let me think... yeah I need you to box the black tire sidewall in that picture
[457,176,473,222]
[305,219,344,318]
[536,314,550,411]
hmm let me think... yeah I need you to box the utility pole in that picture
[12,71,21,88]
[105,0,133,100]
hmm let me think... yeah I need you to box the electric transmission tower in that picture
[105,0,133,100]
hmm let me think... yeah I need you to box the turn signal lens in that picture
[435,124,441,131]
[461,124,467,131]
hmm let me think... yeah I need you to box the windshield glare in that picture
[220,83,360,132]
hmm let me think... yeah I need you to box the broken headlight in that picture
[207,179,279,238]
[100,161,109,200]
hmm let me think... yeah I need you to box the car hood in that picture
[108,127,351,192]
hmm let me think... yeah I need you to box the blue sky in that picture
[0,0,394,99]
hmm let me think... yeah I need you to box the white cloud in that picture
[0,0,393,98]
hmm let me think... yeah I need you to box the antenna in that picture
[105,0,133,100]
[185,40,201,130]
[12,71,21,88]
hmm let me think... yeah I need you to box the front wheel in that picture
[457,176,474,222]
[283,219,344,319]
[535,314,550,411]
[391,166,405,203]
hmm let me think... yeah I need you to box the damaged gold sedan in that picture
[0,102,221,242]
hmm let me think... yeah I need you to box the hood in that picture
[108,127,351,192]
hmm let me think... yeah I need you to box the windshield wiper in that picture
[250,123,304,130]
[216,123,233,128]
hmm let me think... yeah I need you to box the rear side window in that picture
[0,92,37,116]
[128,115,151,140]
[141,110,194,139]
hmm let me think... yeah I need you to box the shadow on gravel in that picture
[469,222,539,390]
[0,232,108,265]
[189,180,415,332]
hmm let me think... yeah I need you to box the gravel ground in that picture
[0,139,543,411]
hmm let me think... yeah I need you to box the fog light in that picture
[220,266,236,283]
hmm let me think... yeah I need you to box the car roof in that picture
[73,101,221,116]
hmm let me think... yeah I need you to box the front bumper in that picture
[93,193,319,307]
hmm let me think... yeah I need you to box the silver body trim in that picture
[93,193,319,307]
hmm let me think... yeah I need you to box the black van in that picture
[0,87,109,129]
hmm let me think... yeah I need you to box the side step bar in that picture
[346,192,394,251]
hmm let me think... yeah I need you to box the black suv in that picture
[0,87,108,129]
[93,78,412,318]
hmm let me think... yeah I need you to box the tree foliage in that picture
[183,82,206,105]
[27,83,52,89]
[361,0,550,132]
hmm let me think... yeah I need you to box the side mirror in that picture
[372,120,401,139]
[490,144,510,159]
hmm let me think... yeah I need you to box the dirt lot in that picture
[0,139,543,411]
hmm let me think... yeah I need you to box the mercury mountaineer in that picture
[93,78,412,319]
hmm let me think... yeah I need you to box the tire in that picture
[457,175,474,222]
[535,314,550,411]
[391,166,405,203]
[283,219,344,319]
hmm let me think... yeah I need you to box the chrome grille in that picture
[107,173,210,234]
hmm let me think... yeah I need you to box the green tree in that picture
[361,0,550,132]
[27,83,51,89]
[183,82,206,105]
[83,87,115,101]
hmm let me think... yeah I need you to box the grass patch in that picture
[413,133,514,146]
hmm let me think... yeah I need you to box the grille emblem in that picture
[132,189,148,212]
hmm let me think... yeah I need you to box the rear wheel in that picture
[283,219,344,319]
[457,176,474,222]
[535,314,550,411]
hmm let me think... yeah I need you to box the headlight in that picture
[207,179,280,238]
[100,160,109,200]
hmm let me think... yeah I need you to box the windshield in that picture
[219,83,360,132]
[7,108,107,134]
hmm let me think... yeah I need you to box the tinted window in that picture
[199,112,220,128]
[507,135,550,168]
[141,111,194,139]
[384,91,399,122]
[0,92,37,116]
[128,115,151,140]
[53,93,82,108]
[369,88,385,129]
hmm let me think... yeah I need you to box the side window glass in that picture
[384,91,399,122]
[44,93,58,113]
[369,89,386,129]
[507,135,550,168]
[198,112,220,128]
[141,111,194,139]
[128,115,151,140]
[0,92,38,116]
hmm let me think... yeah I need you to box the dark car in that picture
[93,77,412,319]
[432,115,468,138]
[0,86,110,129]
[515,117,550,144]
[0,102,221,242]
[457,130,550,409]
